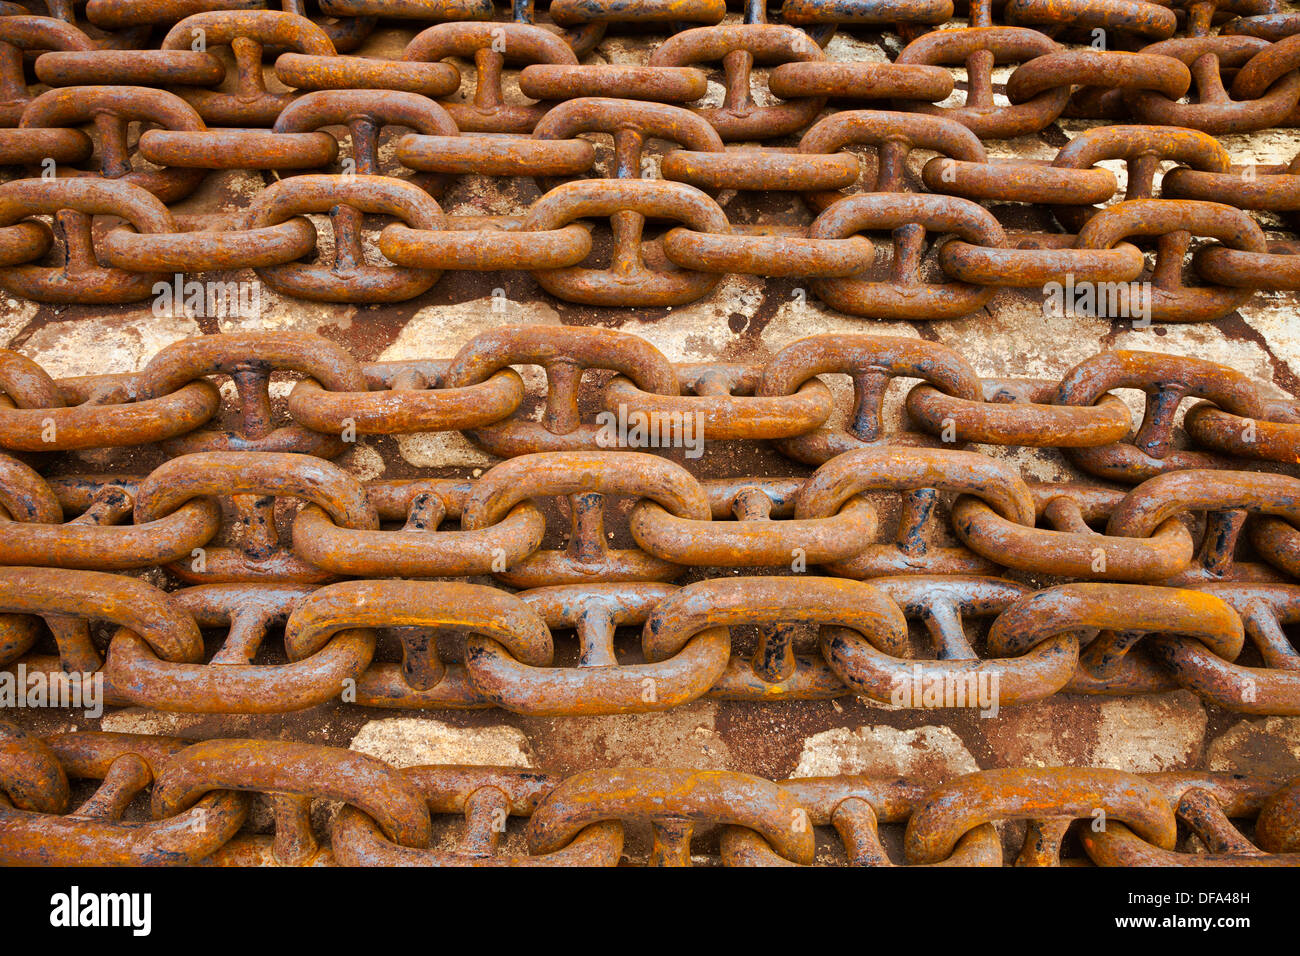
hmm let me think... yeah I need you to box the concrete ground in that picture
[5,8,1300,862]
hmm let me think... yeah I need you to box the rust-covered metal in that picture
[5,729,1298,866]
[0,0,1298,873]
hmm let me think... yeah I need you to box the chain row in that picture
[4,327,1298,476]
[4,444,1300,581]
[4,172,1298,316]
[0,6,1296,311]
[4,564,1299,712]
[4,6,1300,138]
[2,723,1297,865]
[10,0,1298,44]
[5,10,1300,134]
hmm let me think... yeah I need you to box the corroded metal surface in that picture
[1,0,1300,870]
[3,724,1299,866]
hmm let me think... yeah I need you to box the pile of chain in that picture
[3,722,1299,865]
[1,326,1299,717]
[2,0,1300,868]
[0,0,1294,317]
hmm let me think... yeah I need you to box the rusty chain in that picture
[1,0,1299,870]
[0,4,1291,314]
[1,722,1297,866]
[1,327,1300,716]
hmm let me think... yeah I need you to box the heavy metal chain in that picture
[3,326,1299,471]
[2,0,1300,869]
[0,4,1294,316]
[2,722,1297,866]
[1,327,1299,716]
